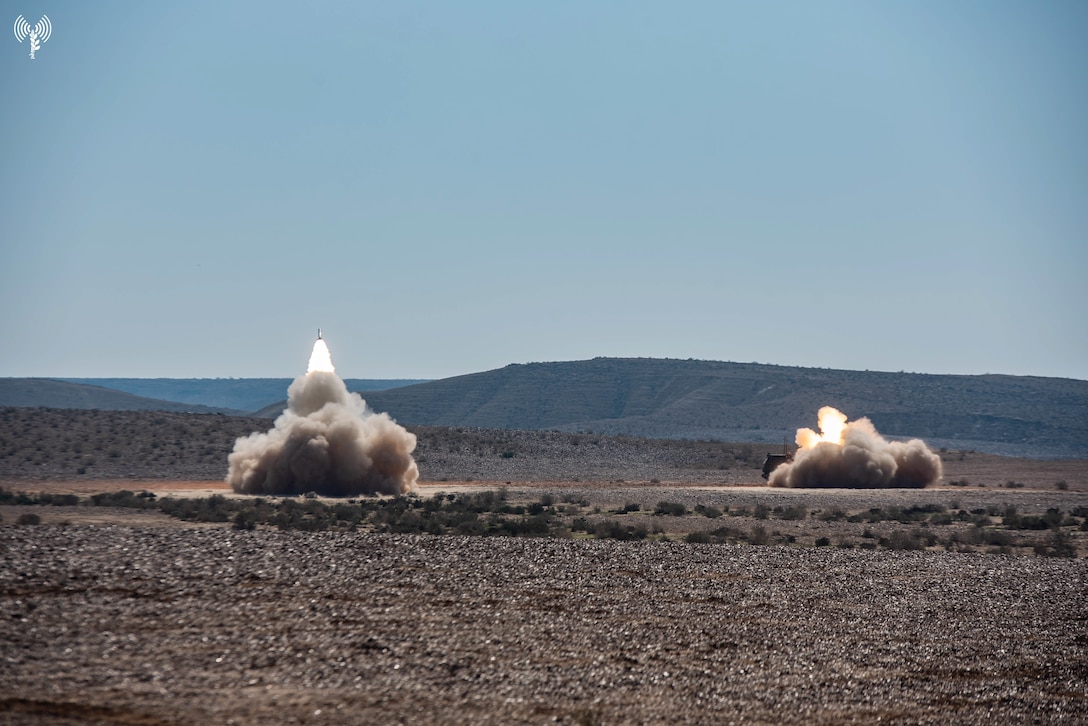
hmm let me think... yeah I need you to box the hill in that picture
[353,358,1088,459]
[56,377,429,413]
[0,379,240,415]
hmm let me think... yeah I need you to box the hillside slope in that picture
[0,379,241,415]
[356,358,1088,458]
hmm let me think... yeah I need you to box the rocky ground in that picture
[2,522,1086,725]
[2,407,1087,723]
[2,407,1086,490]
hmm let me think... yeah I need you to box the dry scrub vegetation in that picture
[4,484,1087,558]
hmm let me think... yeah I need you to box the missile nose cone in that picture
[317,328,323,339]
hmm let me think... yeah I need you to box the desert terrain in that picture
[1,407,1087,724]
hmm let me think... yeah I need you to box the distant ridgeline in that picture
[54,378,429,414]
[2,359,1085,458]
[359,358,1088,460]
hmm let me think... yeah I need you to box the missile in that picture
[317,328,323,339]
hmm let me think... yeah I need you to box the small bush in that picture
[1055,480,1068,491]
[17,513,41,526]
[232,511,257,531]
[814,536,831,547]
[881,530,924,551]
[654,501,686,517]
[37,493,80,506]
[593,520,647,541]
[694,504,722,518]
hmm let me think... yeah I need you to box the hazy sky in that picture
[2,1,1085,380]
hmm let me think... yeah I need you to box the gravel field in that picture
[2,521,1086,725]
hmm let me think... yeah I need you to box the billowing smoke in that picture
[769,406,941,488]
[226,336,418,496]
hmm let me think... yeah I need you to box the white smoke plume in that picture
[769,406,941,488]
[227,336,418,496]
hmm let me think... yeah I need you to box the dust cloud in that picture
[226,336,418,496]
[769,406,941,488]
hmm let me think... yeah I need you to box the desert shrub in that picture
[1055,480,1068,491]
[487,513,550,537]
[929,513,953,526]
[955,527,985,545]
[685,531,712,544]
[654,501,686,517]
[36,493,80,506]
[1005,480,1024,489]
[1034,530,1075,558]
[880,530,924,551]
[90,490,156,509]
[570,517,591,532]
[753,504,770,520]
[592,520,647,541]
[779,505,807,521]
[453,515,486,536]
[158,494,234,523]
[814,536,831,547]
[17,513,41,526]
[1015,515,1052,531]
[748,525,769,545]
[819,509,846,522]
[232,511,257,531]
[622,502,641,513]
[331,503,364,523]
[948,479,969,487]
[694,504,722,519]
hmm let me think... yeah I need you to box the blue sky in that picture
[2,1,1085,380]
